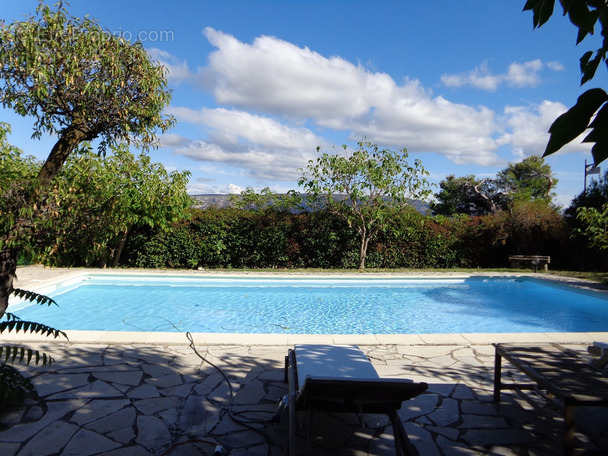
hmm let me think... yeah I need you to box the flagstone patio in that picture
[1,335,607,456]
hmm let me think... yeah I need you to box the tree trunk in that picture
[358,233,370,270]
[0,248,18,318]
[111,227,130,268]
[37,125,90,189]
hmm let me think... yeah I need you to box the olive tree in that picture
[0,3,174,316]
[299,141,431,269]
[524,0,608,164]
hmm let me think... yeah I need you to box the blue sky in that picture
[2,0,606,207]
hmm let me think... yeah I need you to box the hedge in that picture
[121,203,585,270]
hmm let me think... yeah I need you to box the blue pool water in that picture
[10,275,608,334]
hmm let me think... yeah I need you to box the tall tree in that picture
[0,3,174,316]
[496,155,556,203]
[524,0,608,165]
[299,141,431,269]
[432,157,556,216]
[431,175,508,216]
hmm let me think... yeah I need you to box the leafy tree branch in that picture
[524,0,608,164]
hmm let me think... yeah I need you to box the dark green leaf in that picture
[3,313,21,322]
[591,141,608,164]
[580,50,594,70]
[583,102,608,142]
[567,0,597,35]
[523,0,555,28]
[0,319,67,339]
[10,288,57,306]
[577,22,591,44]
[585,103,608,164]
[581,52,603,84]
[544,88,608,156]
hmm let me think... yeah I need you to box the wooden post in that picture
[564,405,575,456]
[493,347,502,402]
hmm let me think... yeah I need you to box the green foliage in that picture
[0,2,174,154]
[291,211,357,268]
[0,123,41,253]
[496,156,556,203]
[128,205,559,270]
[431,175,494,216]
[565,171,608,219]
[433,157,556,216]
[524,0,608,164]
[299,141,431,269]
[26,144,191,267]
[482,200,566,256]
[231,187,303,212]
[0,363,35,412]
[0,1,176,318]
[0,289,67,411]
[124,208,356,269]
[576,203,608,250]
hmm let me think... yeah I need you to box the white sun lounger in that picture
[282,344,428,456]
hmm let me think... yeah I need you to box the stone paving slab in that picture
[0,340,607,455]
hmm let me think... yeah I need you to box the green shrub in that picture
[117,203,583,271]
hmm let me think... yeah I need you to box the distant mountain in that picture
[191,194,234,209]
[190,194,430,214]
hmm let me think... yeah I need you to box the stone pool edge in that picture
[3,328,607,347]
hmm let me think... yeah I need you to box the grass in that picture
[196,266,608,284]
[545,270,608,285]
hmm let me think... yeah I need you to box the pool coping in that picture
[8,266,608,346]
[3,329,608,347]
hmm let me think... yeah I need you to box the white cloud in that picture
[187,181,244,195]
[200,28,389,120]
[441,59,562,91]
[194,28,501,166]
[148,48,193,84]
[158,32,579,179]
[441,62,502,91]
[165,107,326,181]
[499,100,591,158]
[345,85,500,165]
[547,61,565,72]
[506,60,543,87]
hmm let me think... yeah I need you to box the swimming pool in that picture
[10,275,608,334]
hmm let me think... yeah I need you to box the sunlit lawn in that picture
[192,266,608,285]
